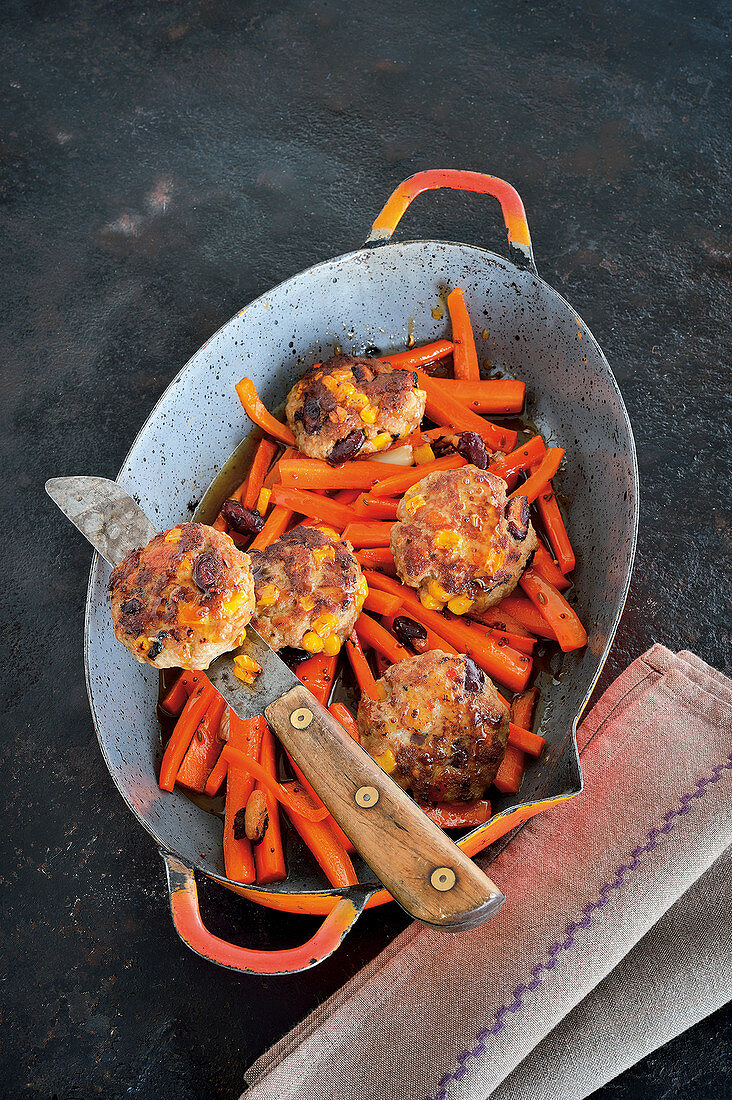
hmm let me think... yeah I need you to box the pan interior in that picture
[85,239,638,889]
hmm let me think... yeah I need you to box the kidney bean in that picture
[505,496,530,541]
[120,597,142,615]
[456,431,489,469]
[393,615,428,652]
[327,428,365,465]
[463,656,485,694]
[193,551,222,592]
[232,807,248,841]
[244,789,269,844]
[220,499,265,535]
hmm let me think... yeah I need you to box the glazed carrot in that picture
[243,437,279,510]
[431,378,525,414]
[510,686,539,731]
[354,547,396,570]
[519,569,588,653]
[175,694,227,793]
[418,799,492,829]
[253,726,286,884]
[222,714,267,884]
[509,447,564,504]
[204,745,229,797]
[532,542,571,591]
[295,653,338,706]
[235,379,295,446]
[221,746,328,821]
[496,596,559,640]
[271,485,352,530]
[342,521,394,548]
[414,369,517,452]
[331,487,362,505]
[160,670,197,716]
[493,743,526,795]
[211,710,265,797]
[363,588,401,618]
[328,701,360,743]
[345,633,380,699]
[353,493,400,520]
[363,571,532,692]
[355,612,411,665]
[468,606,534,638]
[279,458,393,492]
[263,446,295,490]
[379,339,454,370]
[482,627,536,655]
[508,722,545,758]
[248,504,293,551]
[283,784,359,888]
[158,679,217,791]
[536,481,575,574]
[212,514,228,532]
[489,435,546,482]
[368,454,466,498]
[285,754,357,856]
[446,287,480,382]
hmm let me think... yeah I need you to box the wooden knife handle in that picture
[265,684,504,930]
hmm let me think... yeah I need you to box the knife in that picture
[47,475,505,930]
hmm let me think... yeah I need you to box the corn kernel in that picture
[257,583,280,607]
[447,595,474,615]
[336,382,357,401]
[435,529,463,551]
[356,574,369,609]
[256,487,271,514]
[414,442,436,465]
[405,493,425,514]
[372,432,392,451]
[322,375,339,392]
[373,748,397,774]
[360,404,378,424]
[164,528,182,543]
[135,635,151,653]
[419,592,443,611]
[313,544,336,562]
[350,392,369,411]
[300,595,315,612]
[428,580,450,602]
[233,653,262,685]
[223,591,249,616]
[301,631,325,653]
[313,611,339,638]
[322,633,342,656]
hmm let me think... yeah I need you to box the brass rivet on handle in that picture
[290,707,314,729]
[430,867,456,892]
[355,785,379,808]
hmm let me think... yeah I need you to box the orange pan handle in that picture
[161,852,370,975]
[366,169,536,272]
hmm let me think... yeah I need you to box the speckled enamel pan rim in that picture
[83,238,639,889]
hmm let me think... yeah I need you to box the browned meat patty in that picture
[109,523,255,670]
[390,465,537,614]
[250,524,366,653]
[358,650,509,802]
[285,354,426,462]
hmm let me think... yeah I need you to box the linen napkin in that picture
[243,646,732,1100]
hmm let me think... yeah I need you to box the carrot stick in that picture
[345,633,380,699]
[519,569,588,653]
[489,435,546,482]
[414,369,517,452]
[235,379,295,445]
[532,542,571,591]
[270,485,352,529]
[212,514,228,532]
[536,481,575,574]
[354,547,396,570]
[510,686,539,731]
[353,494,400,520]
[175,694,227,793]
[510,448,564,504]
[429,378,525,414]
[328,701,360,743]
[475,624,536,655]
[243,437,279,510]
[446,287,480,382]
[508,722,545,758]
[332,487,361,505]
[355,612,411,665]
[295,653,338,706]
[495,596,559,640]
[279,458,394,493]
[263,446,295,490]
[158,679,216,791]
[342,521,394,548]
[253,726,286,884]
[469,606,534,638]
[418,799,492,828]
[222,714,267,884]
[160,670,197,716]
[282,784,359,887]
[493,742,526,794]
[221,745,328,821]
[204,746,229,797]
[367,454,466,498]
[248,504,293,551]
[363,588,401,618]
[363,571,532,692]
[285,754,357,856]
[379,339,454,370]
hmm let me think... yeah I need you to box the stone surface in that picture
[1,1,729,1097]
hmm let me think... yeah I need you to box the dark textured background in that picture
[2,1,730,1097]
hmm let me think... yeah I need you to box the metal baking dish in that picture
[83,170,638,973]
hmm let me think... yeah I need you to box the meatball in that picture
[358,651,509,802]
[285,354,426,463]
[250,524,366,654]
[390,465,537,614]
[109,523,255,670]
